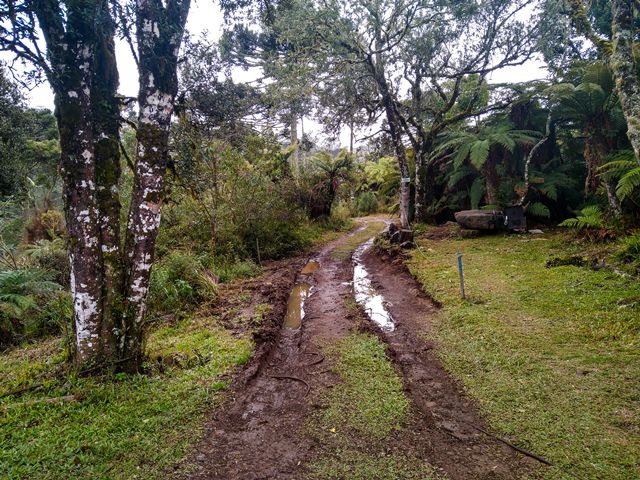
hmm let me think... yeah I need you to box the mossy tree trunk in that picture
[92,0,122,360]
[120,0,191,372]
[611,0,640,166]
[28,0,190,372]
[35,0,115,366]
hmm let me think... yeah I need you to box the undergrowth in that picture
[408,229,640,480]
[0,316,253,479]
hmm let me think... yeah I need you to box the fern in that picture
[600,152,640,201]
[469,178,485,209]
[559,206,604,229]
[527,202,550,218]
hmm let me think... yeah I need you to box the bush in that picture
[149,251,206,316]
[354,191,378,215]
[615,233,640,268]
[0,268,62,346]
[212,258,260,283]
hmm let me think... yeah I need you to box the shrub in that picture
[615,233,640,268]
[22,237,69,286]
[212,258,260,283]
[0,268,62,346]
[149,251,205,315]
[354,191,378,216]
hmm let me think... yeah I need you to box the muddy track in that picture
[181,220,538,479]
[361,249,538,479]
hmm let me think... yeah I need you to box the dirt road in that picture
[182,219,537,479]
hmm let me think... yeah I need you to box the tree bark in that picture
[611,0,640,166]
[36,0,108,366]
[483,153,500,206]
[92,0,122,359]
[120,0,191,371]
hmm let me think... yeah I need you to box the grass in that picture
[407,229,640,480]
[0,316,253,480]
[308,333,440,480]
[331,219,386,260]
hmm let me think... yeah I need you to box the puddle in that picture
[352,238,395,332]
[301,260,320,274]
[284,282,312,329]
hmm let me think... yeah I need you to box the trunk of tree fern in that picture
[120,0,191,372]
[611,0,640,166]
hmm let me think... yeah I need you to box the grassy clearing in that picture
[407,230,640,480]
[308,333,440,480]
[0,316,252,480]
[330,219,386,260]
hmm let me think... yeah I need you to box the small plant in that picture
[615,233,640,269]
[0,268,62,345]
[354,191,378,216]
[559,206,604,230]
[559,206,621,241]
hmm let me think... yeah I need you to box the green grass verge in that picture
[309,333,440,480]
[407,230,640,480]
[331,220,386,260]
[0,318,253,480]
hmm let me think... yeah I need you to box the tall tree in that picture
[560,0,640,166]
[0,0,191,371]
[272,0,539,226]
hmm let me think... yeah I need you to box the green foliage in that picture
[302,150,353,219]
[615,233,640,268]
[527,201,551,218]
[600,150,640,202]
[0,268,63,345]
[149,251,212,316]
[353,191,378,215]
[559,206,604,229]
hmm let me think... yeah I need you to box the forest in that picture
[0,0,639,479]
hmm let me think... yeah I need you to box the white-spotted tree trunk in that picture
[119,0,191,371]
[31,0,191,372]
[35,0,115,365]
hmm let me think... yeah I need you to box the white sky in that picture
[21,0,548,148]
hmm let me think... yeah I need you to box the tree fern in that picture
[558,206,604,229]
[469,178,485,209]
[600,151,640,201]
[527,202,550,218]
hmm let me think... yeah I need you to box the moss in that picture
[0,317,252,479]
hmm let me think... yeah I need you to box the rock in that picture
[460,229,480,238]
[528,229,544,234]
[454,209,504,231]
[390,228,414,244]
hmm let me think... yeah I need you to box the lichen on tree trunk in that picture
[119,0,191,372]
[610,0,640,166]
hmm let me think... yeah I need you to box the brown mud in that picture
[179,220,539,479]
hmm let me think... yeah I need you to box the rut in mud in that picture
[181,220,539,479]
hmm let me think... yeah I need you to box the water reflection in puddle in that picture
[301,260,320,274]
[284,282,312,329]
[353,238,395,332]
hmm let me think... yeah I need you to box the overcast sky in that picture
[20,0,548,148]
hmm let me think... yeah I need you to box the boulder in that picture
[454,210,504,231]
